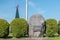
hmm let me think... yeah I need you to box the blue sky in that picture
[0,0,60,23]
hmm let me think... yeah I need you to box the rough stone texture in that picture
[29,14,45,37]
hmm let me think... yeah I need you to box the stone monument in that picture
[29,14,45,37]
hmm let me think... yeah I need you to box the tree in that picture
[0,19,9,38]
[46,19,58,37]
[10,18,28,38]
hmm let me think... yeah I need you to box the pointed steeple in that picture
[15,5,20,18]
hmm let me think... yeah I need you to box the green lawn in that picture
[48,37,60,40]
[0,37,60,40]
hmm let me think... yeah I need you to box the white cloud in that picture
[28,1,46,14]
[28,1,35,7]
[37,8,46,14]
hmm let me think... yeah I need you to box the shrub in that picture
[58,21,60,35]
[10,18,28,38]
[0,19,9,38]
[46,19,58,37]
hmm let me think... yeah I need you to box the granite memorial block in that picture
[29,14,45,37]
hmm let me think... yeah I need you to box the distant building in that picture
[29,14,45,37]
[15,5,20,18]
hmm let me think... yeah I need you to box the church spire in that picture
[15,5,20,18]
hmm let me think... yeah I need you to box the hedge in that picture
[0,19,9,38]
[58,21,60,35]
[10,18,28,38]
[46,19,58,37]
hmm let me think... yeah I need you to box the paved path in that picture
[0,37,48,40]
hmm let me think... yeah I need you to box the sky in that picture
[0,0,60,23]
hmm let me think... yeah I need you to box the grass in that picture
[0,37,60,40]
[0,33,60,40]
[48,37,60,40]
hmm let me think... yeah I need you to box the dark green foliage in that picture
[46,19,58,37]
[58,21,60,35]
[10,18,28,38]
[0,19,9,38]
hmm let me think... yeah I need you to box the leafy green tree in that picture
[0,19,9,38]
[46,19,58,37]
[10,18,28,38]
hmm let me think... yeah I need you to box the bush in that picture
[58,21,60,35]
[46,19,58,37]
[0,19,9,38]
[10,18,28,38]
